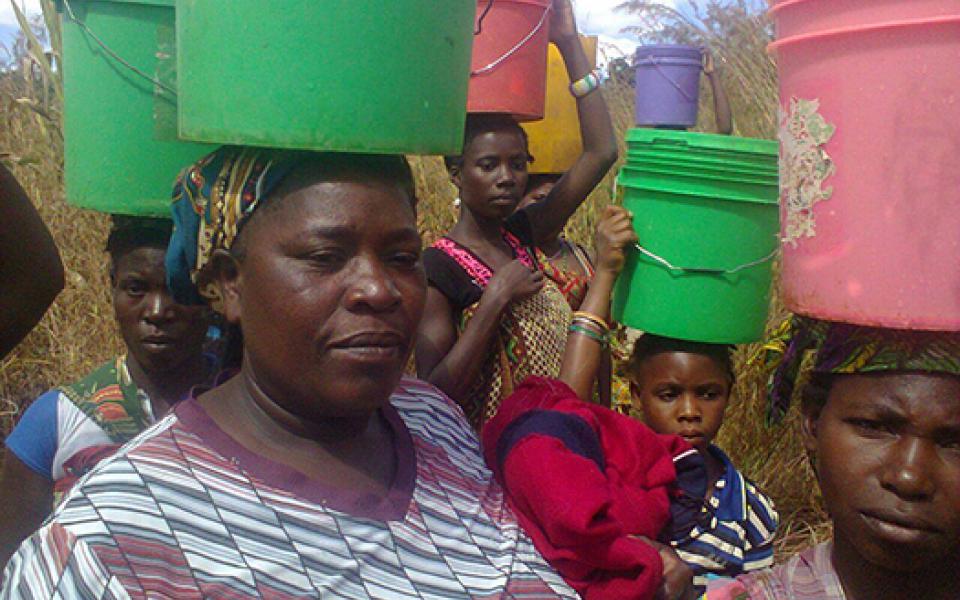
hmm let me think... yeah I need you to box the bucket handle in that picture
[633,243,778,275]
[61,0,177,96]
[639,56,700,103]
[472,2,553,76]
[475,0,496,35]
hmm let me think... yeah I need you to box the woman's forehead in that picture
[829,372,960,422]
[250,180,417,237]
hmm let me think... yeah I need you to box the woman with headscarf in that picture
[416,0,618,429]
[0,217,213,566]
[1,147,579,598]
[704,317,960,600]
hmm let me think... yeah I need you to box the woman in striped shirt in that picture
[1,148,579,599]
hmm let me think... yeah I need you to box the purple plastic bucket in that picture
[634,45,702,127]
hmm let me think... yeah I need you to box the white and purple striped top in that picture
[2,377,576,599]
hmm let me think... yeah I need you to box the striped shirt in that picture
[738,542,845,599]
[702,542,845,599]
[673,446,779,591]
[1,377,576,599]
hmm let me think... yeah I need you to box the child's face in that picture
[804,373,960,574]
[630,352,730,453]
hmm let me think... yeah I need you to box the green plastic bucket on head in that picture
[613,130,780,344]
[59,0,215,216]
[175,0,476,154]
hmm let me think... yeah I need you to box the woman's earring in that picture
[453,197,461,208]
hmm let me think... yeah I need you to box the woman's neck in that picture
[126,353,208,417]
[832,535,960,600]
[236,367,376,444]
[450,204,506,247]
[198,369,396,493]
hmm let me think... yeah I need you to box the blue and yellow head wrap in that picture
[165,146,304,307]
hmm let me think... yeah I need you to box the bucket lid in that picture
[634,44,703,61]
[618,173,779,206]
[625,128,778,157]
[623,159,779,184]
[625,155,779,177]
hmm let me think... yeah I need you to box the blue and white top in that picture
[672,445,779,590]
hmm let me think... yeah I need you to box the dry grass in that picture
[0,0,827,559]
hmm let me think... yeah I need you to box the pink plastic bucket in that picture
[467,0,552,121]
[772,14,960,329]
[769,0,960,39]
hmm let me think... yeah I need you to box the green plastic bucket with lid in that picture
[58,0,215,216]
[175,0,476,154]
[613,130,780,344]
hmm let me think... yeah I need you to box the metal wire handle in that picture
[633,243,778,275]
[472,3,553,76]
[61,0,177,96]
[475,0,496,35]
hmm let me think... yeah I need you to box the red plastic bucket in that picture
[467,0,552,121]
[772,13,960,329]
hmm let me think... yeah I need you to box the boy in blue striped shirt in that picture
[625,334,779,592]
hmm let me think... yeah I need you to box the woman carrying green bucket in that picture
[416,0,618,430]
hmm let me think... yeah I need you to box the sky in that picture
[0,0,659,61]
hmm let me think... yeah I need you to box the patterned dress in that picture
[425,220,572,429]
[2,378,577,599]
[6,356,158,504]
[533,239,595,311]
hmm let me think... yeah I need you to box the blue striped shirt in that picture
[672,445,779,591]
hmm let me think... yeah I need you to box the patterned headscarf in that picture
[760,316,960,423]
[165,146,304,308]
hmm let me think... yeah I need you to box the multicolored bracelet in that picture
[572,310,609,334]
[570,68,602,99]
[569,323,608,347]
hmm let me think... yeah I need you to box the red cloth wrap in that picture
[482,377,692,600]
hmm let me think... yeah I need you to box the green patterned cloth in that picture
[58,356,151,444]
[761,316,960,423]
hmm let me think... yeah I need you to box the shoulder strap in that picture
[58,356,149,444]
[432,237,495,288]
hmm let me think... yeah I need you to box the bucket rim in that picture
[769,14,960,53]
[626,148,779,164]
[625,146,780,163]
[621,161,779,184]
[634,56,703,66]
[57,0,175,9]
[625,128,779,156]
[767,0,813,17]
[634,43,702,56]
[618,176,780,206]
[621,166,780,192]
[479,0,552,6]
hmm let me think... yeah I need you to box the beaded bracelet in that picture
[569,323,608,347]
[570,68,602,99]
[572,310,609,334]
